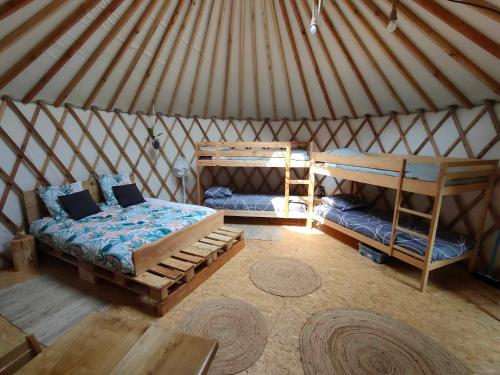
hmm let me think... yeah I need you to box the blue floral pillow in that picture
[321,194,367,211]
[205,186,232,199]
[38,181,84,219]
[98,174,131,206]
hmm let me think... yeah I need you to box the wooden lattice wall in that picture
[0,96,498,273]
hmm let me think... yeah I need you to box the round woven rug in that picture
[300,308,471,375]
[178,298,267,375]
[249,257,321,297]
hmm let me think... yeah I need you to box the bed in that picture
[205,194,308,218]
[30,198,216,274]
[314,205,473,262]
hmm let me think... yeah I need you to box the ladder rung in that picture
[396,226,429,240]
[289,179,309,185]
[398,206,432,219]
[392,244,425,260]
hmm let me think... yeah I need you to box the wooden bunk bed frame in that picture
[307,152,497,292]
[23,177,245,316]
[196,141,312,219]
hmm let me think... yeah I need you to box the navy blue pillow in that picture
[58,189,101,220]
[112,183,146,208]
[321,194,367,211]
[205,186,232,199]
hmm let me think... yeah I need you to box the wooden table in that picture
[19,313,218,375]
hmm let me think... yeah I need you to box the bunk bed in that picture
[307,150,497,291]
[196,141,312,219]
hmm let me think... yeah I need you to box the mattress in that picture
[318,150,485,185]
[205,194,307,213]
[314,204,473,261]
[30,198,215,274]
[200,149,309,162]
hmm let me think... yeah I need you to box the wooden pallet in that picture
[41,225,244,316]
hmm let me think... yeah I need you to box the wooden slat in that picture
[0,0,33,22]
[192,242,220,252]
[149,265,183,280]
[0,0,100,91]
[398,206,432,220]
[396,226,429,240]
[206,233,232,242]
[160,258,194,272]
[134,272,173,289]
[182,246,213,258]
[174,251,205,265]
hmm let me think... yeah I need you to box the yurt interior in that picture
[0,0,499,373]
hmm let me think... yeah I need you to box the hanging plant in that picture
[147,127,163,150]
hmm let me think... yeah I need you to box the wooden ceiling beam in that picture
[0,0,32,22]
[82,0,152,109]
[269,0,296,119]
[23,0,125,104]
[0,0,66,55]
[388,0,500,96]
[344,0,437,112]
[150,1,197,113]
[187,0,218,115]
[333,1,408,114]
[251,0,261,119]
[0,0,100,91]
[221,0,235,117]
[166,1,208,115]
[277,0,315,120]
[413,0,500,59]
[360,0,472,108]
[129,0,185,113]
[465,0,500,23]
[238,0,246,119]
[298,0,357,117]
[203,1,225,117]
[291,0,336,119]
[321,1,382,116]
[107,0,170,111]
[261,0,277,119]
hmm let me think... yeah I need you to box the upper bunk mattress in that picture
[205,194,307,213]
[30,198,215,274]
[200,148,309,162]
[314,205,473,261]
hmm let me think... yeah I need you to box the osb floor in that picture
[1,225,499,374]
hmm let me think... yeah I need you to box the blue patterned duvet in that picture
[314,205,473,261]
[205,194,307,213]
[30,199,215,274]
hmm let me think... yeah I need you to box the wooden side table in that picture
[10,233,37,272]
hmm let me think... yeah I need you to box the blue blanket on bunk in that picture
[314,205,474,261]
[205,194,307,213]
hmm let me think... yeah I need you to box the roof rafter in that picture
[360,0,472,108]
[332,1,408,114]
[150,1,198,113]
[261,0,277,119]
[203,1,225,117]
[129,0,185,113]
[0,0,32,22]
[23,0,125,104]
[238,0,246,119]
[107,0,170,111]
[0,0,66,55]
[291,0,336,119]
[166,0,209,115]
[221,0,235,117]
[277,0,315,119]
[82,0,153,109]
[322,2,383,116]
[0,0,100,91]
[344,0,437,112]
[386,0,499,96]
[251,0,261,119]
[413,0,500,59]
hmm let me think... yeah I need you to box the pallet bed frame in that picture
[23,178,245,316]
[195,141,312,219]
[307,152,498,292]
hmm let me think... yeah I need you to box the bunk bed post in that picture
[420,163,447,292]
[284,143,291,218]
[388,159,406,255]
[307,167,315,229]
[468,165,497,272]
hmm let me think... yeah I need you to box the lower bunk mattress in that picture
[30,198,216,274]
[314,205,474,261]
[205,194,307,213]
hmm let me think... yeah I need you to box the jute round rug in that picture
[178,298,267,375]
[300,308,471,375]
[249,257,321,297]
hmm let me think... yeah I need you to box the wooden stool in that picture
[10,233,37,272]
